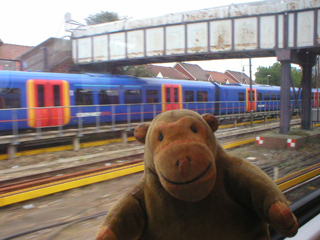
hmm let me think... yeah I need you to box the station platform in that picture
[255,128,320,150]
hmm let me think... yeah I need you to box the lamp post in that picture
[267,75,270,85]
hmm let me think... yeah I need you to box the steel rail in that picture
[0,152,318,208]
[1,175,319,240]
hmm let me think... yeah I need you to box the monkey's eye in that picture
[158,133,164,141]
[190,126,197,133]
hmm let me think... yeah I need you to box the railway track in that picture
[0,138,319,208]
[0,165,318,240]
[0,117,301,160]
[0,118,309,207]
[0,137,253,206]
[1,117,286,182]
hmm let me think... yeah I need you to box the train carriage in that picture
[254,85,281,113]
[213,83,255,115]
[0,70,308,133]
[0,71,216,132]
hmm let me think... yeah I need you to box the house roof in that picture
[225,70,254,84]
[146,65,190,80]
[0,43,32,60]
[205,70,238,84]
[176,62,209,81]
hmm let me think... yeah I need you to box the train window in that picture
[264,93,270,101]
[37,85,45,107]
[197,91,208,102]
[0,88,21,108]
[53,85,61,106]
[291,94,295,100]
[75,89,93,105]
[271,93,277,101]
[166,88,171,102]
[258,93,263,101]
[277,94,281,100]
[99,89,119,104]
[146,90,159,103]
[124,89,142,104]
[174,88,179,102]
[185,91,194,102]
[238,92,245,101]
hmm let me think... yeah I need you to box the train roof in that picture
[0,70,215,88]
[214,82,282,91]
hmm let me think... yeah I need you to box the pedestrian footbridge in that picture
[71,0,320,68]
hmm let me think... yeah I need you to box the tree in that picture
[85,11,123,25]
[255,62,303,87]
[116,65,155,78]
[84,12,153,77]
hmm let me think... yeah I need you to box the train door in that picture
[162,84,182,112]
[314,91,319,107]
[246,88,257,112]
[27,79,70,127]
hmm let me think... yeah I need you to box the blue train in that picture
[0,70,313,132]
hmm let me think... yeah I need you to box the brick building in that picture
[0,40,32,70]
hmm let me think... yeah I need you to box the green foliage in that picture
[117,66,156,78]
[255,62,303,87]
[85,11,155,77]
[255,62,281,86]
[85,11,123,25]
[291,67,302,87]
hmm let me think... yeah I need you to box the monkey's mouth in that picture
[160,162,212,185]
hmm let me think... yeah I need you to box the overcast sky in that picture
[1,0,281,77]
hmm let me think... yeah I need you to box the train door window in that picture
[99,89,120,104]
[0,88,21,108]
[146,90,159,103]
[238,92,245,101]
[124,89,142,104]
[37,85,45,107]
[166,88,171,102]
[197,91,208,102]
[271,93,277,101]
[174,88,179,102]
[258,93,263,101]
[75,89,93,105]
[53,85,61,106]
[185,91,194,102]
[248,90,255,101]
[264,93,270,101]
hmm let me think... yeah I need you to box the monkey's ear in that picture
[134,123,150,144]
[201,113,219,133]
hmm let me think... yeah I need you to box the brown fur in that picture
[95,109,298,240]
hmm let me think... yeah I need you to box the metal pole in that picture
[301,64,313,130]
[249,58,253,127]
[280,60,291,133]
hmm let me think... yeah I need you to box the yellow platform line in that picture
[222,138,255,149]
[0,136,137,161]
[275,163,320,184]
[0,162,144,207]
[277,167,320,191]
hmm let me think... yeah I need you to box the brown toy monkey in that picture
[95,109,298,240]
